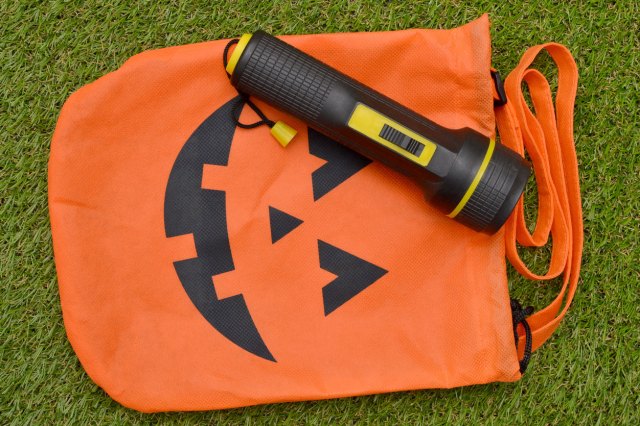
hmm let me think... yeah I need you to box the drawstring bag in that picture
[49,14,582,412]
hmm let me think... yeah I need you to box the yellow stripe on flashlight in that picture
[447,139,495,218]
[226,33,253,74]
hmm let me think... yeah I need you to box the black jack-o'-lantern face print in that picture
[164,97,387,361]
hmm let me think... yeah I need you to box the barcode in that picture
[379,124,424,156]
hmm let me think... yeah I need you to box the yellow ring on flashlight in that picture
[226,33,253,74]
[447,139,495,218]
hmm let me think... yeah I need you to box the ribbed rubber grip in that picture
[234,34,336,123]
[456,143,531,233]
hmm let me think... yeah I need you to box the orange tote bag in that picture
[49,15,582,412]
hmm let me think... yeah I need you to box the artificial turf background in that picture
[1,1,638,424]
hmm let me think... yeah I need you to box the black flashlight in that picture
[225,31,530,233]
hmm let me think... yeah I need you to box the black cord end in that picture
[511,299,534,374]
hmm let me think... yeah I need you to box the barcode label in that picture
[379,124,425,157]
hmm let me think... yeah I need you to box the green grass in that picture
[1,0,638,424]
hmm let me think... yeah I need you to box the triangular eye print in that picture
[269,206,304,243]
[318,240,388,316]
[308,129,371,201]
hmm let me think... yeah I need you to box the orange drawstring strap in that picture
[496,43,583,360]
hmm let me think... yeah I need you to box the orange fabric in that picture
[48,15,580,412]
[496,44,582,354]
